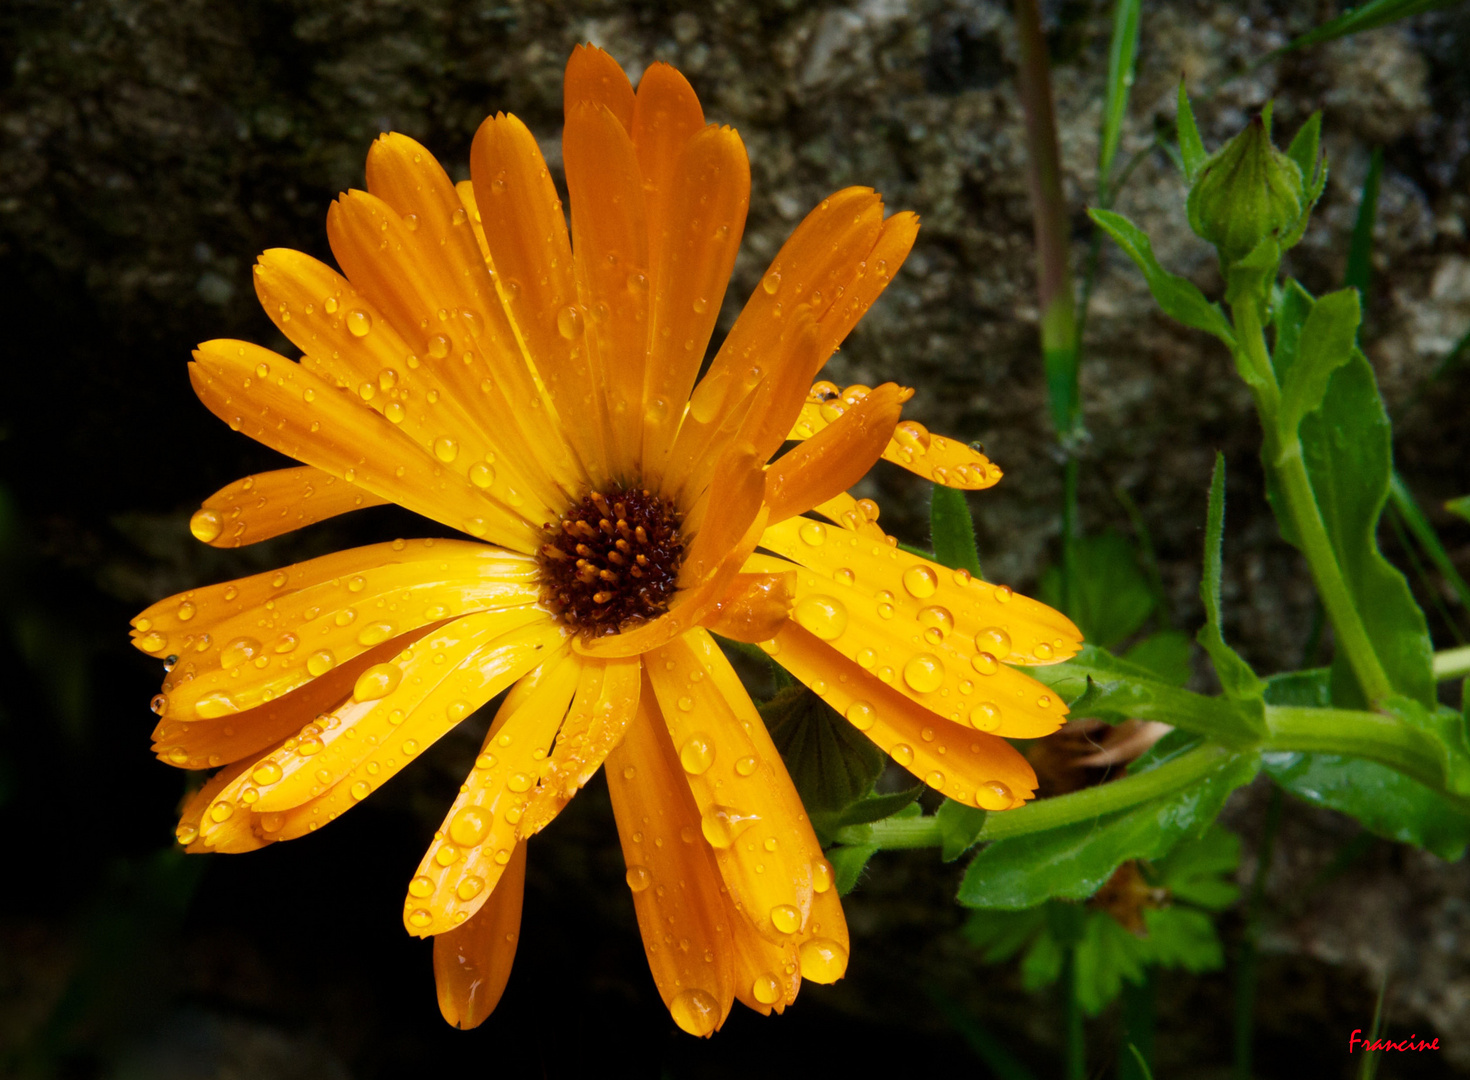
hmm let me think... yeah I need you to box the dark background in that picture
[3,1,1469,1076]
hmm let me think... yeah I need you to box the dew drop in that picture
[353,662,403,702]
[753,973,782,1005]
[456,876,485,901]
[251,760,283,785]
[902,564,939,599]
[735,755,757,777]
[680,734,715,775]
[793,594,848,641]
[408,908,433,929]
[448,807,490,847]
[799,520,827,546]
[799,937,849,983]
[902,653,944,694]
[625,864,652,892]
[220,636,262,668]
[701,805,760,849]
[350,780,371,800]
[970,702,1002,732]
[189,509,223,543]
[975,627,1011,657]
[1034,642,1054,660]
[813,857,834,894]
[427,333,451,359]
[761,269,781,295]
[306,650,337,677]
[891,743,914,766]
[434,436,459,463]
[976,780,1014,810]
[409,875,434,898]
[346,310,373,337]
[556,305,584,340]
[469,461,495,489]
[670,988,720,1038]
[845,700,876,731]
[926,770,946,789]
[971,652,999,676]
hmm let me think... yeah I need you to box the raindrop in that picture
[448,806,490,847]
[670,989,720,1037]
[353,662,403,702]
[346,310,373,337]
[680,735,715,775]
[891,743,914,766]
[975,627,1011,657]
[625,865,652,892]
[189,509,223,543]
[793,594,848,641]
[845,700,875,731]
[799,520,827,546]
[902,653,944,694]
[902,564,939,599]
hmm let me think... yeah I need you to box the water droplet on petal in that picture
[976,627,1011,657]
[670,988,720,1037]
[625,865,652,892]
[409,875,434,898]
[680,735,715,775]
[346,310,373,337]
[902,653,944,694]
[189,509,222,542]
[799,937,848,983]
[793,595,848,641]
[813,858,834,894]
[891,743,914,766]
[976,780,1014,810]
[902,564,939,598]
[735,755,757,777]
[799,520,827,546]
[353,662,403,702]
[701,805,760,849]
[845,700,875,731]
[306,650,336,677]
[434,436,459,463]
[556,305,584,340]
[971,652,999,676]
[970,702,1002,732]
[448,807,490,847]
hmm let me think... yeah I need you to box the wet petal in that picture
[192,466,388,548]
[564,44,634,130]
[764,383,903,524]
[605,678,735,1037]
[433,841,526,1029]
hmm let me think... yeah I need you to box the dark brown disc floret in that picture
[538,487,684,637]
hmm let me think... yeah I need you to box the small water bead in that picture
[306,650,336,677]
[692,297,709,314]
[434,436,459,463]
[891,743,915,766]
[176,823,199,845]
[408,908,433,929]
[358,381,376,402]
[150,694,168,716]
[507,772,533,793]
[357,622,395,646]
[1037,694,1053,709]
[902,564,939,599]
[409,875,435,898]
[971,652,1000,676]
[468,461,495,489]
[189,509,223,543]
[350,781,371,800]
[670,989,720,1038]
[976,780,1014,810]
[902,653,945,694]
[492,849,510,866]
[435,844,460,866]
[834,567,855,587]
[761,269,782,295]
[680,735,715,775]
[622,765,636,780]
[994,585,1013,603]
[793,594,848,641]
[556,305,584,340]
[353,662,403,702]
[401,213,419,232]
[334,609,357,627]
[448,807,490,847]
[813,858,834,894]
[456,876,485,901]
[208,800,234,823]
[753,973,783,1006]
[734,755,757,778]
[346,310,373,337]
[799,937,849,983]
[975,627,1011,657]
[221,636,263,668]
[1034,642,1054,660]
[427,333,451,359]
[799,520,827,546]
[969,702,1002,732]
[324,296,339,314]
[252,760,283,785]
[855,647,877,669]
[770,904,802,935]
[917,605,954,638]
[926,770,946,790]
[701,805,759,849]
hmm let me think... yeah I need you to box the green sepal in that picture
[829,844,881,895]
[1176,81,1207,184]
[1197,454,1266,699]
[1088,208,1235,346]
[929,483,983,578]
[1278,288,1361,435]
[936,799,989,862]
[762,685,885,815]
[1187,109,1306,269]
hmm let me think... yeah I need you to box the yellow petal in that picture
[404,651,580,935]
[764,383,903,525]
[640,124,749,486]
[192,466,388,548]
[564,44,634,130]
[189,340,537,550]
[679,440,765,587]
[702,572,796,645]
[810,491,887,540]
[605,678,735,1037]
[143,540,539,721]
[564,100,647,472]
[768,620,1039,808]
[797,879,850,984]
[746,545,1070,740]
[788,383,1001,490]
[241,608,557,814]
[433,841,527,1029]
[517,656,641,836]
[175,756,270,852]
[811,208,920,362]
[644,630,825,944]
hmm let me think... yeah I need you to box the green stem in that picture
[1265,705,1446,790]
[1234,787,1282,1080]
[1062,944,1085,1080]
[1434,645,1470,681]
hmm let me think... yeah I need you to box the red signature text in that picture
[1348,1029,1440,1053]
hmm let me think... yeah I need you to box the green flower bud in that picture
[1186,113,1306,267]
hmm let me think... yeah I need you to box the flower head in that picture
[136,45,1081,1035]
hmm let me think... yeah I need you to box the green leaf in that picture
[1137,906,1224,973]
[822,783,926,830]
[1449,496,1470,524]
[1275,0,1459,54]
[957,748,1259,909]
[1344,146,1383,299]
[1153,824,1242,910]
[1197,454,1266,699]
[936,799,989,862]
[1040,531,1155,649]
[829,844,880,895]
[1088,209,1235,345]
[1034,645,1266,743]
[962,906,1049,963]
[1286,112,1325,195]
[1176,81,1207,184]
[1099,0,1142,189]
[1389,472,1470,621]
[1279,288,1362,434]
[762,686,885,814]
[1123,630,1193,687]
[1074,913,1149,1015]
[929,484,982,578]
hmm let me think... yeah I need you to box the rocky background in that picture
[2,0,1469,1076]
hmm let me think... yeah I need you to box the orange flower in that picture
[134,45,1081,1035]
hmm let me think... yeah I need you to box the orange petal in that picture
[764,383,902,524]
[470,114,605,484]
[630,62,706,289]
[240,608,556,814]
[404,651,580,935]
[644,630,825,943]
[810,491,887,540]
[640,124,749,486]
[191,467,388,548]
[518,656,641,835]
[151,627,436,769]
[141,540,540,721]
[189,341,538,551]
[253,245,566,522]
[605,676,735,1037]
[563,101,648,472]
[728,910,801,1016]
[175,756,270,852]
[769,620,1039,808]
[433,841,527,1029]
[564,44,634,130]
[788,384,1001,491]
[679,440,765,587]
[813,209,920,362]
[797,880,850,984]
[702,572,796,645]
[746,545,1070,739]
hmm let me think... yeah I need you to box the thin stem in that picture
[1062,945,1086,1080]
[1234,787,1283,1080]
[1435,645,1470,681]
[1265,705,1447,791]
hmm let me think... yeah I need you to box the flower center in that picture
[537,486,684,637]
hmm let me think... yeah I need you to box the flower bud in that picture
[1186,113,1306,267]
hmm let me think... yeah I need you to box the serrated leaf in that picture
[1153,824,1241,910]
[1279,289,1361,434]
[1176,81,1207,183]
[930,483,982,578]
[1089,209,1235,345]
[1123,630,1193,687]
[1198,455,1266,698]
[936,799,989,862]
[1138,906,1224,972]
[957,748,1260,909]
[1040,531,1155,649]
[962,906,1048,963]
